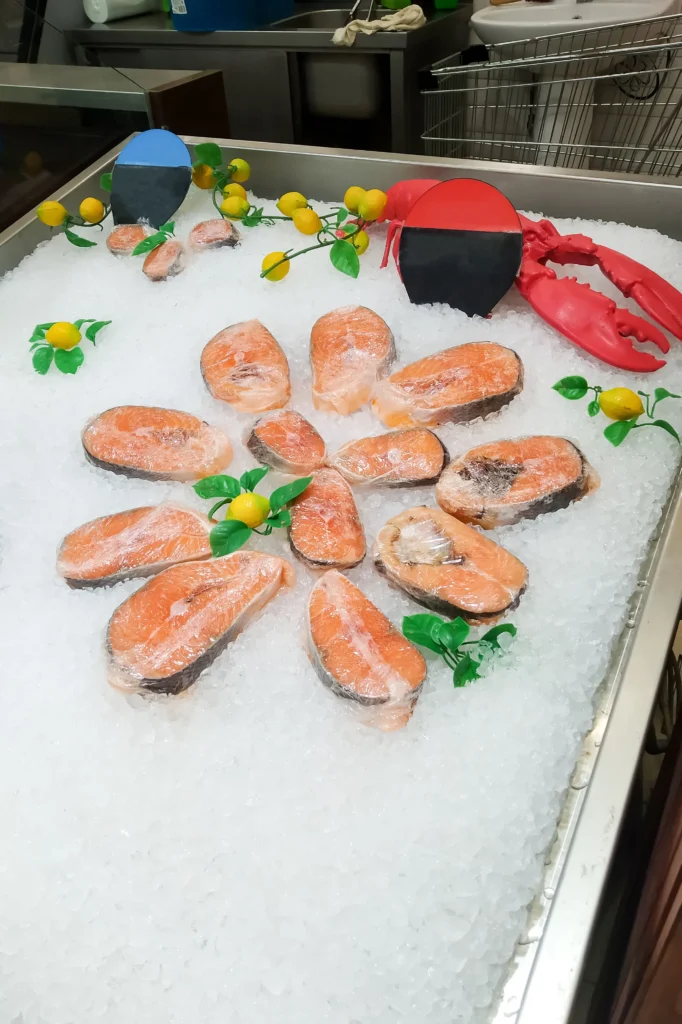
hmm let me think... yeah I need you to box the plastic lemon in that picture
[36,201,67,227]
[357,188,388,222]
[45,322,82,350]
[598,388,645,421]
[228,158,251,183]
[226,493,271,529]
[220,195,250,220]
[344,186,366,213]
[352,229,370,255]
[262,251,290,282]
[79,197,105,224]
[192,163,215,190]
[277,191,308,217]
[222,182,247,201]
[293,207,322,236]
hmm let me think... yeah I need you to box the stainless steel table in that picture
[2,137,682,1024]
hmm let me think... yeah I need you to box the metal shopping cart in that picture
[422,12,682,176]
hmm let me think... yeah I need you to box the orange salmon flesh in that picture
[247,410,327,475]
[311,305,395,415]
[289,468,366,570]
[201,319,291,413]
[328,428,448,487]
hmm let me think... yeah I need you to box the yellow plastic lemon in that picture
[277,191,308,217]
[192,163,215,190]
[222,182,247,201]
[226,492,271,529]
[220,195,250,220]
[79,197,105,224]
[352,229,370,255]
[36,201,68,227]
[292,207,322,236]
[228,158,251,183]
[344,186,366,213]
[357,188,388,222]
[598,388,645,421]
[45,322,82,350]
[262,251,290,282]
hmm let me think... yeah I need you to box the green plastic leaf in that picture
[240,466,270,492]
[330,239,360,279]
[64,228,97,248]
[209,520,252,557]
[479,623,517,650]
[587,399,600,417]
[269,476,313,514]
[267,509,292,529]
[159,221,174,235]
[342,222,359,236]
[100,171,112,192]
[84,320,112,343]
[193,474,241,500]
[29,329,47,344]
[131,231,167,256]
[35,322,56,331]
[241,209,264,228]
[652,419,681,443]
[552,376,588,400]
[402,613,446,655]
[73,319,96,330]
[336,207,348,226]
[32,346,53,375]
[452,654,480,687]
[256,524,273,536]
[208,498,231,521]
[194,142,223,168]
[604,418,636,447]
[435,617,470,652]
[54,346,84,374]
[654,387,680,403]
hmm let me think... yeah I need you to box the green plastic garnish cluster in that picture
[29,318,111,375]
[402,614,517,687]
[193,466,312,557]
[553,376,680,446]
[260,208,363,282]
[131,221,175,257]
[63,173,112,248]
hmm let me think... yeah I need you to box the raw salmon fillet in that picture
[437,436,599,528]
[107,225,149,256]
[374,506,527,625]
[201,319,291,412]
[142,239,185,281]
[328,428,448,487]
[289,468,366,569]
[310,305,395,415]
[188,219,239,251]
[107,550,295,694]
[307,570,427,731]
[57,504,212,589]
[246,410,327,475]
[82,405,233,482]
[371,342,523,428]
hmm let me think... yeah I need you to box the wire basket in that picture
[422,12,682,176]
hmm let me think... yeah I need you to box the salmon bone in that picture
[517,214,679,373]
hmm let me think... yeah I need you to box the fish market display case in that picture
[2,138,682,1024]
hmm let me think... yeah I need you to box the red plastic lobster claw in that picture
[517,215,677,372]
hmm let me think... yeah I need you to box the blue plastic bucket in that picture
[170,0,294,31]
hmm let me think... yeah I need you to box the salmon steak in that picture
[436,436,599,529]
[371,342,523,428]
[57,504,212,589]
[188,219,239,251]
[310,305,395,415]
[82,405,233,482]
[328,428,448,487]
[246,409,327,475]
[201,319,291,412]
[142,239,185,281]
[374,506,528,625]
[289,468,366,570]
[107,224,149,256]
[307,570,427,731]
[107,550,295,694]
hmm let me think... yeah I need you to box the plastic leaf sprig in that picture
[36,177,111,248]
[132,221,175,257]
[553,376,680,447]
[193,466,312,557]
[402,613,517,687]
[28,318,112,375]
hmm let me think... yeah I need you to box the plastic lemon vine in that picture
[28,318,112,375]
[193,467,312,556]
[402,614,517,687]
[553,376,680,446]
[36,174,111,247]
[131,221,175,257]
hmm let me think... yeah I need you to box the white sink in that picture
[471,0,679,46]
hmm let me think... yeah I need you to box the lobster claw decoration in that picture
[517,214,682,373]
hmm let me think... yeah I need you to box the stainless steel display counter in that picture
[2,137,682,1024]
